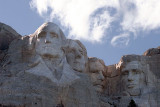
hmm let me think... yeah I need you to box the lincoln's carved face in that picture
[121,61,145,91]
[35,23,64,59]
[66,40,87,72]
[89,58,105,93]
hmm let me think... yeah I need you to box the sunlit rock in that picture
[0,22,99,107]
[143,46,160,56]
[65,39,88,72]
[88,57,105,93]
[0,22,160,107]
[0,22,21,50]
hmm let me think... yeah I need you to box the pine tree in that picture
[128,99,137,107]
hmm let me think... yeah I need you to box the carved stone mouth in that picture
[94,84,104,89]
[127,84,136,88]
[94,83,104,87]
[43,45,60,49]
[42,54,59,59]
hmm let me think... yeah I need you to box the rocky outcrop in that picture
[103,54,160,107]
[0,23,21,65]
[0,22,99,107]
[0,22,160,107]
[0,22,21,50]
[143,46,160,56]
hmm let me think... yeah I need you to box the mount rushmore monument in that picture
[0,22,160,107]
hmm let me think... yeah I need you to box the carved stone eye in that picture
[132,69,141,74]
[69,48,75,53]
[122,70,129,75]
[38,31,46,38]
[79,50,83,55]
[50,32,58,38]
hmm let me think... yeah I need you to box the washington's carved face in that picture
[89,58,105,93]
[121,61,145,91]
[35,23,64,59]
[66,40,87,72]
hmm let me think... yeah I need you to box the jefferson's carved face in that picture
[121,61,145,91]
[35,23,64,58]
[66,40,87,72]
[89,58,105,93]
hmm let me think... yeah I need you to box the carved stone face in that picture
[89,58,105,93]
[35,23,64,59]
[66,40,87,72]
[121,61,145,91]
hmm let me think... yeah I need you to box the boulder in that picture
[143,47,160,56]
[0,22,21,50]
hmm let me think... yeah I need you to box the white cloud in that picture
[111,33,130,47]
[29,0,119,42]
[30,0,160,46]
[120,0,160,32]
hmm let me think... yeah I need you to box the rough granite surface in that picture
[0,22,159,107]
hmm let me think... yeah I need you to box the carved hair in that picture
[30,22,66,48]
[65,39,87,57]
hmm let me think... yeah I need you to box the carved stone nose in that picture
[127,72,134,81]
[128,78,133,82]
[98,71,105,80]
[45,33,51,43]
[75,51,81,59]
[45,39,51,44]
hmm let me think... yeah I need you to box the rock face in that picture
[0,22,99,107]
[0,22,21,50]
[0,22,21,63]
[143,46,160,56]
[104,55,160,107]
[0,22,160,107]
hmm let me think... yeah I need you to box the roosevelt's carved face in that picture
[89,58,105,93]
[121,61,145,91]
[35,23,64,59]
[66,40,87,72]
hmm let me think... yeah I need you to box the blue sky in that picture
[0,0,160,65]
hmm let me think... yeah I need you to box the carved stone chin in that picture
[41,53,59,59]
[127,89,141,96]
[26,57,80,86]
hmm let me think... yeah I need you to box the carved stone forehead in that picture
[38,22,59,33]
[67,39,87,55]
[68,40,80,48]
[68,40,82,48]
[89,57,105,72]
[35,22,66,41]
[123,61,143,71]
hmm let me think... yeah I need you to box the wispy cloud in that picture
[120,0,160,32]
[30,0,160,46]
[30,0,118,42]
[111,33,130,47]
